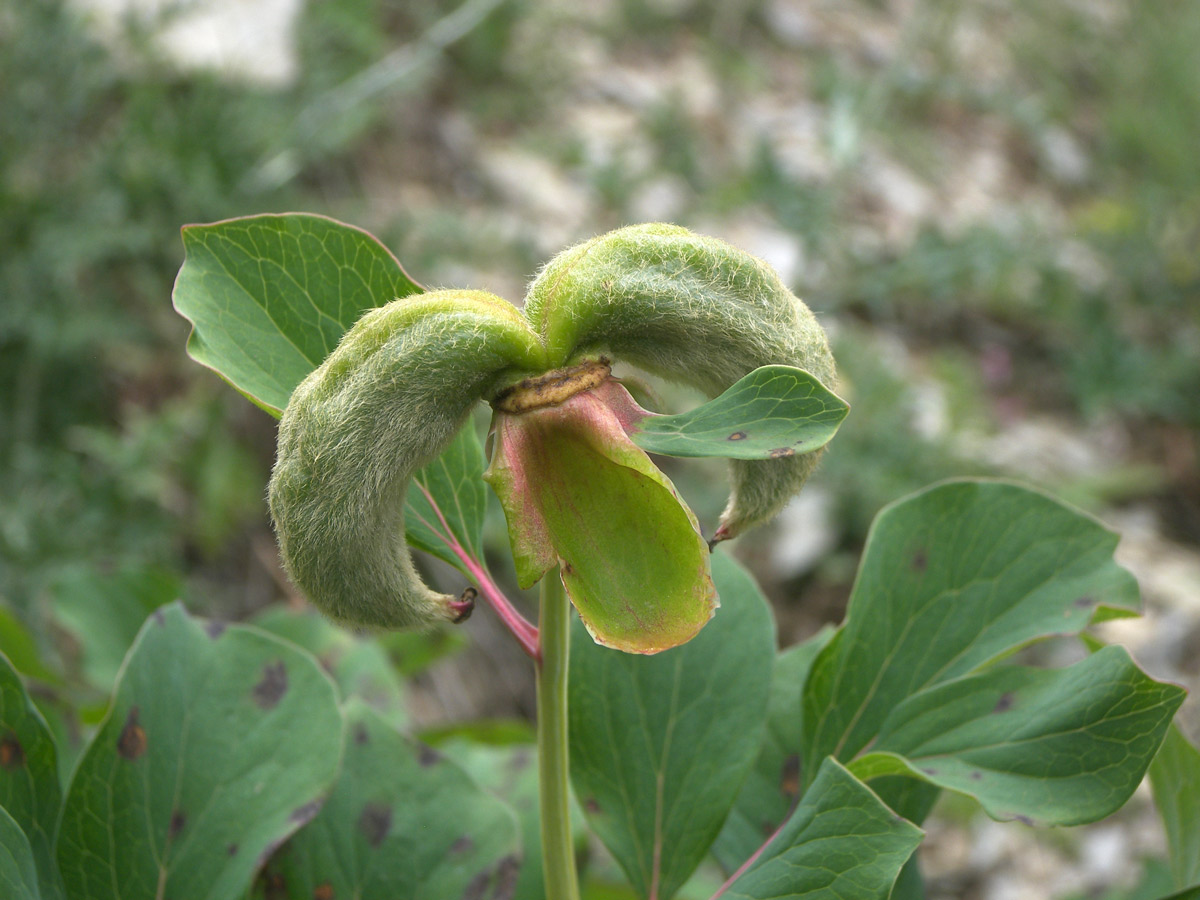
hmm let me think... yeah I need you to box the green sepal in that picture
[485,387,716,653]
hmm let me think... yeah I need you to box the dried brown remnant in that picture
[492,359,611,414]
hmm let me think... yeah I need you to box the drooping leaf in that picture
[712,627,835,873]
[259,700,520,900]
[568,553,774,900]
[631,366,848,461]
[718,758,923,900]
[56,603,344,900]
[0,653,62,899]
[173,213,422,414]
[405,415,490,572]
[440,739,585,900]
[803,480,1141,781]
[0,806,41,900]
[1149,725,1200,889]
[50,563,181,692]
[487,387,716,653]
[874,778,940,900]
[251,606,409,731]
[846,646,1184,826]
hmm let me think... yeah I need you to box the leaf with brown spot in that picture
[630,365,848,461]
[0,651,64,897]
[358,803,392,848]
[848,646,1183,827]
[250,606,411,733]
[116,708,147,761]
[56,603,343,900]
[804,480,1144,782]
[253,661,289,710]
[265,700,519,899]
[439,740,584,900]
[0,733,25,769]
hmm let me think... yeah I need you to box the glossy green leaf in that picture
[56,603,344,900]
[0,806,41,900]
[50,564,180,692]
[568,553,774,900]
[260,700,519,900]
[487,388,716,653]
[631,366,848,460]
[251,606,408,731]
[719,758,923,900]
[1149,725,1200,888]
[173,213,422,415]
[0,653,62,899]
[405,415,489,572]
[712,627,834,873]
[803,480,1141,780]
[847,646,1183,826]
[440,740,586,900]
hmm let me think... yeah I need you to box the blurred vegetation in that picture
[0,0,1197,779]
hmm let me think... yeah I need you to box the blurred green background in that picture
[1,0,1198,894]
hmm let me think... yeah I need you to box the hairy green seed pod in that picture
[268,290,545,629]
[523,223,837,540]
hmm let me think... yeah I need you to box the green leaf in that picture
[1149,725,1200,888]
[631,366,848,460]
[847,646,1184,826]
[568,553,775,900]
[56,603,344,900]
[260,700,520,900]
[250,605,408,732]
[712,627,835,873]
[875,778,940,900]
[440,740,585,900]
[405,415,489,572]
[803,480,1141,780]
[0,806,41,900]
[719,758,923,900]
[173,213,422,415]
[0,653,62,899]
[0,609,59,686]
[50,563,181,692]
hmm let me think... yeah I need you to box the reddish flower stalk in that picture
[415,482,540,659]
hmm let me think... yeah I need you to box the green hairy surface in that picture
[269,226,836,630]
[268,290,544,628]
[524,223,837,538]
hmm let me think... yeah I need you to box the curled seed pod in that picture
[268,290,545,629]
[523,223,836,540]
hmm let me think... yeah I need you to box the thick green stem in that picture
[537,570,581,900]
